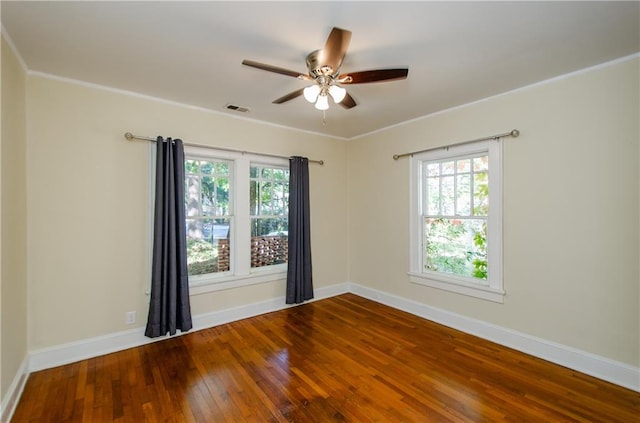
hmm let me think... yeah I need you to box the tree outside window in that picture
[250,164,289,268]
[184,158,232,276]
[423,154,489,281]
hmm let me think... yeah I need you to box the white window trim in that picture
[409,140,504,303]
[183,145,289,296]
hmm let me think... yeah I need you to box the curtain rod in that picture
[124,132,324,165]
[392,129,520,160]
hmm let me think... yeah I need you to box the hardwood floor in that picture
[12,294,640,422]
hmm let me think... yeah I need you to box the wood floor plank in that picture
[11,294,640,422]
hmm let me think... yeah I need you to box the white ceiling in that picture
[2,1,639,139]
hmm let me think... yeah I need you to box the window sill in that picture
[189,267,287,296]
[409,272,505,303]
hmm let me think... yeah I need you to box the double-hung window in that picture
[182,146,289,293]
[250,165,289,268]
[185,157,233,277]
[409,140,504,302]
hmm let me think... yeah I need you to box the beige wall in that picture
[1,35,28,398]
[348,58,640,366]
[26,75,348,349]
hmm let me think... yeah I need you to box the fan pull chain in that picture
[322,110,327,126]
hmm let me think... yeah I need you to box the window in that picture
[250,165,289,268]
[185,158,233,276]
[409,140,504,302]
[182,146,289,293]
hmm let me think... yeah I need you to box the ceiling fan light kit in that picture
[303,84,321,103]
[315,93,330,110]
[328,84,347,103]
[242,27,409,112]
[303,77,347,109]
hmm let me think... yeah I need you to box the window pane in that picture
[186,175,201,217]
[261,168,273,179]
[427,177,440,215]
[424,218,487,280]
[441,176,454,215]
[185,160,199,174]
[251,218,288,268]
[272,182,286,214]
[186,218,231,276]
[456,174,471,215]
[215,162,229,175]
[200,176,215,216]
[474,171,489,216]
[251,217,288,237]
[216,178,230,215]
[473,155,489,172]
[273,168,286,181]
[427,163,440,177]
[201,161,214,175]
[441,161,455,175]
[457,159,470,173]
[250,180,258,216]
[261,182,273,215]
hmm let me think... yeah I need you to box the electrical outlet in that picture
[126,311,136,325]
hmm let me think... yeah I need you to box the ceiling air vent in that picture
[225,104,250,113]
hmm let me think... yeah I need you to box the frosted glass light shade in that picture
[303,85,321,103]
[315,93,329,110]
[328,85,347,103]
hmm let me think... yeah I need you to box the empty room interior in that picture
[1,1,639,421]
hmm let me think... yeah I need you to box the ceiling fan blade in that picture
[341,68,409,84]
[321,27,352,74]
[272,88,305,104]
[242,60,307,79]
[338,92,356,109]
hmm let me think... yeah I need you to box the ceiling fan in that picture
[242,27,408,110]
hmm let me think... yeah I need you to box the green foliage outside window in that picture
[425,218,487,279]
[187,238,218,275]
[424,155,489,281]
[250,165,289,237]
[185,158,231,276]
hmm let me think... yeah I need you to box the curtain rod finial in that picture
[393,154,400,160]
[124,132,134,140]
[511,129,520,137]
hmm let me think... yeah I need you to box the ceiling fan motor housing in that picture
[306,50,339,78]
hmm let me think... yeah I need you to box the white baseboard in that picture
[27,281,638,395]
[0,355,29,423]
[192,281,348,331]
[348,283,640,392]
[29,282,349,373]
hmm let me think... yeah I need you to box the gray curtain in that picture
[145,137,193,338]
[286,156,314,304]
